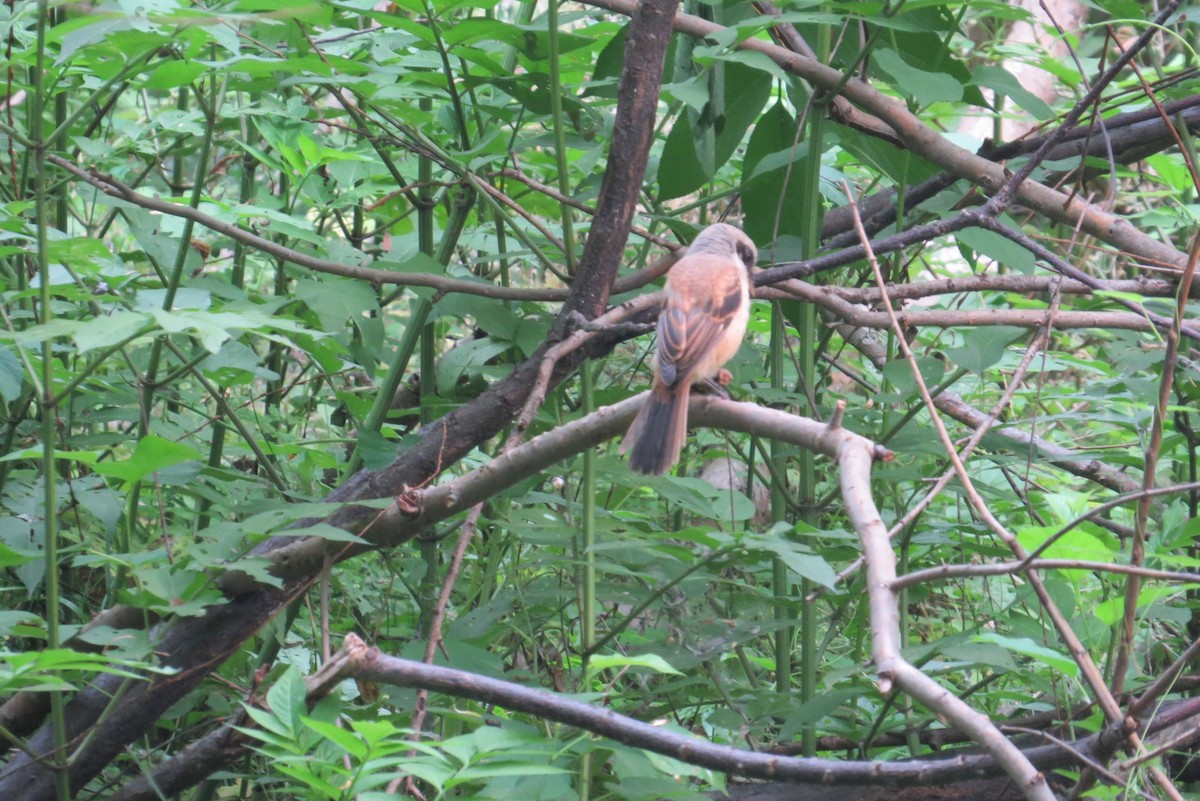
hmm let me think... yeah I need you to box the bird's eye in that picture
[737,242,756,268]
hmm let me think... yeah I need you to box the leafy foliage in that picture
[1,0,1199,799]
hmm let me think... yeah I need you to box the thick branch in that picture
[553,0,680,329]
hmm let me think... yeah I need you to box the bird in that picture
[620,222,757,475]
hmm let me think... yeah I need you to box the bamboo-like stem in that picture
[32,3,70,797]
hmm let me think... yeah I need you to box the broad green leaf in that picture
[92,435,202,485]
[971,65,1054,120]
[882,356,945,396]
[72,311,153,353]
[1017,525,1115,562]
[0,318,79,345]
[436,337,510,395]
[658,112,709,200]
[143,60,206,89]
[742,101,813,243]
[0,347,23,402]
[135,287,211,311]
[73,625,152,661]
[148,307,308,353]
[0,448,100,464]
[295,276,380,334]
[946,326,1026,374]
[128,564,225,617]
[266,666,308,736]
[955,227,1036,274]
[0,611,43,637]
[874,48,963,106]
[0,539,37,570]
[286,523,367,544]
[663,77,709,114]
[0,520,45,596]
[302,716,368,758]
[747,531,838,588]
[657,59,770,200]
[1093,586,1177,626]
[973,633,1078,677]
[939,641,1019,672]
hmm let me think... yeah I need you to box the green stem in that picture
[139,86,217,424]
[795,103,827,756]
[421,0,471,152]
[418,96,437,430]
[346,189,473,475]
[32,2,70,796]
[45,326,158,407]
[45,48,159,149]
[768,304,791,701]
[584,547,735,658]
[197,114,258,530]
[578,363,596,801]
[547,0,576,275]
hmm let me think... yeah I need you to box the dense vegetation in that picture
[2,0,1199,799]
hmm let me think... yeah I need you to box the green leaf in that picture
[355,429,398,471]
[302,716,368,758]
[946,326,1026,374]
[1093,586,1178,626]
[663,77,709,114]
[0,318,79,346]
[125,210,203,275]
[747,530,838,588]
[92,435,202,486]
[149,307,309,353]
[266,666,308,737]
[971,65,1053,120]
[72,311,153,353]
[955,227,1036,274]
[972,632,1078,677]
[882,356,945,396]
[0,611,44,637]
[128,564,224,617]
[714,48,788,83]
[940,641,1018,672]
[436,337,509,395]
[657,112,710,201]
[286,523,367,544]
[73,625,151,661]
[295,276,380,334]
[143,60,206,89]
[0,346,23,402]
[588,653,683,676]
[0,520,45,596]
[874,48,963,106]
[134,288,212,312]
[622,475,756,522]
[1017,525,1115,562]
[741,101,814,243]
[657,58,771,200]
[0,538,38,570]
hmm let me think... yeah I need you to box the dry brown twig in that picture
[507,292,662,450]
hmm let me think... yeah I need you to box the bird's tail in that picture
[621,383,689,475]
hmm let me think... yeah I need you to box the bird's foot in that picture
[695,377,731,399]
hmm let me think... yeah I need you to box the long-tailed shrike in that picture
[620,223,757,475]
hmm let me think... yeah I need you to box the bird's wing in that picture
[656,256,743,388]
